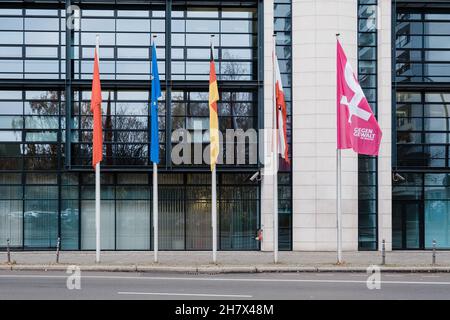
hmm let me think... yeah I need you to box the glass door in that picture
[392,201,423,249]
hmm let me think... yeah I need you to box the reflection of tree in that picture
[221,53,253,130]
[76,95,151,165]
[171,92,186,132]
[27,91,61,132]
[219,56,256,165]
[23,143,59,170]
[21,90,158,166]
[28,91,60,115]
[22,91,61,168]
[114,113,147,165]
[105,92,113,165]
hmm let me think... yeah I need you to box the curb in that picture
[1,264,450,273]
[256,266,317,273]
[136,266,198,273]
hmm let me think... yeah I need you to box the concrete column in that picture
[377,0,393,251]
[291,0,359,251]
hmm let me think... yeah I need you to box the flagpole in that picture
[153,162,158,262]
[336,33,343,264]
[151,35,159,263]
[211,34,217,264]
[95,34,101,264]
[336,149,343,264]
[212,166,217,263]
[272,33,278,264]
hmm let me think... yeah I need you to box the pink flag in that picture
[337,40,382,156]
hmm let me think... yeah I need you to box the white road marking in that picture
[0,274,450,286]
[117,291,252,298]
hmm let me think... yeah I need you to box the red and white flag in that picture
[337,40,382,156]
[274,51,289,164]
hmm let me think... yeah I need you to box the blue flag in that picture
[150,42,161,164]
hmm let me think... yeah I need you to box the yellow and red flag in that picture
[91,45,103,168]
[209,44,219,171]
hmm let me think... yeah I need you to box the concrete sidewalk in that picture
[1,251,450,273]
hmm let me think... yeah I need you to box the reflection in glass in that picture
[24,200,58,248]
[159,186,185,250]
[0,200,22,246]
[81,200,115,250]
[61,200,79,250]
[116,200,150,249]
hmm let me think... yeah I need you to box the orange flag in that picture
[91,46,103,168]
[209,44,219,171]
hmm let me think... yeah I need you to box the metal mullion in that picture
[20,9,25,77]
[183,173,187,250]
[57,167,61,247]
[165,0,172,169]
[21,88,25,249]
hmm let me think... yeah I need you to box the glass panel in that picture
[0,131,21,142]
[26,47,58,58]
[274,4,291,17]
[392,202,403,249]
[61,200,79,250]
[25,18,59,31]
[117,173,148,185]
[186,8,218,18]
[25,9,58,16]
[0,173,21,184]
[397,92,421,103]
[0,116,22,129]
[24,200,58,248]
[0,91,22,99]
[25,32,59,45]
[0,32,23,44]
[81,200,115,250]
[425,201,450,249]
[0,200,23,247]
[186,198,211,250]
[159,186,185,250]
[82,19,115,32]
[221,20,253,33]
[0,59,23,73]
[0,17,23,30]
[406,204,421,249]
[116,200,150,250]
[220,187,258,250]
[25,116,59,129]
[25,131,58,142]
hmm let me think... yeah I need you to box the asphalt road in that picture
[0,271,450,300]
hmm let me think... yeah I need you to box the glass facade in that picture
[0,1,265,250]
[274,0,292,251]
[393,5,450,249]
[357,0,378,250]
[396,10,450,83]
